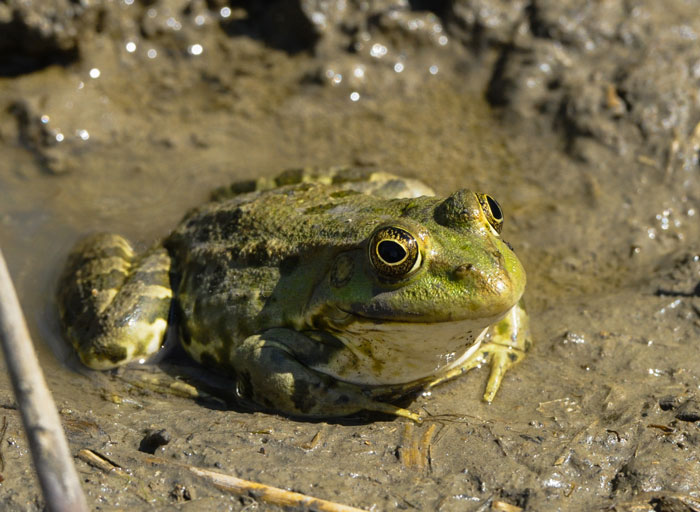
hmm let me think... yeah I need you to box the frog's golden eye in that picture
[369,227,422,279]
[477,193,503,234]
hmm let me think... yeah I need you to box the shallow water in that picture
[0,1,699,510]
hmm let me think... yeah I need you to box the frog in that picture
[57,167,531,422]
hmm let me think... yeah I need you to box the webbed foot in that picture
[425,301,531,402]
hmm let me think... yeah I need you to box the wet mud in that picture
[0,1,699,510]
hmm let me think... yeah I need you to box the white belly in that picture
[310,315,502,386]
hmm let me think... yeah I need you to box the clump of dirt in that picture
[0,1,698,511]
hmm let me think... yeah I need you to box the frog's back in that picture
[167,167,434,267]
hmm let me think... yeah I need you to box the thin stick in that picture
[77,449,130,478]
[0,249,88,512]
[145,454,368,512]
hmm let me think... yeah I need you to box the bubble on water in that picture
[189,44,203,56]
[89,68,101,79]
[166,17,182,30]
[311,12,326,26]
[350,91,360,102]
[125,41,136,53]
[370,43,387,58]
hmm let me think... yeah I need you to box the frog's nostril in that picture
[454,264,474,280]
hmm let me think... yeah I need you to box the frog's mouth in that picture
[334,290,520,324]
[309,309,507,386]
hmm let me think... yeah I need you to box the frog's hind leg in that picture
[230,329,422,422]
[426,301,532,403]
[57,233,172,369]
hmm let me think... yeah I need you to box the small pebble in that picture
[675,398,700,422]
[658,395,679,411]
[139,428,172,453]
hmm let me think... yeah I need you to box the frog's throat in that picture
[308,314,505,386]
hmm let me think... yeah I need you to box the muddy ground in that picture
[1,1,699,510]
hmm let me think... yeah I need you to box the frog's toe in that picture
[482,344,525,403]
[424,341,525,403]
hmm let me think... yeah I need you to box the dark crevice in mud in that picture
[485,45,515,107]
[221,1,320,54]
[0,9,82,76]
[408,0,452,18]
[0,48,79,77]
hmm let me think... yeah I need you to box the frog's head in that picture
[307,189,525,330]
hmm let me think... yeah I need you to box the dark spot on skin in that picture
[334,394,350,405]
[491,250,506,266]
[98,344,128,364]
[175,301,191,346]
[212,209,243,238]
[57,283,92,327]
[508,352,518,362]
[130,296,171,325]
[274,168,304,186]
[91,268,129,292]
[329,190,360,198]
[132,268,170,287]
[399,201,421,217]
[291,380,316,413]
[209,179,258,200]
[303,203,334,215]
[89,244,132,260]
[189,208,243,243]
[280,255,300,275]
[454,264,474,280]
[200,351,218,369]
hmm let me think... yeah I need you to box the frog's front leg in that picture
[57,233,172,369]
[230,328,422,422]
[427,301,531,402]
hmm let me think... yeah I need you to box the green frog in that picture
[57,168,530,421]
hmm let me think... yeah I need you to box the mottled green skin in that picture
[58,168,530,421]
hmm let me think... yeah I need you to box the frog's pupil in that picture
[486,195,502,220]
[378,240,406,264]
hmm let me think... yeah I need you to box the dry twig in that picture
[144,454,368,511]
[0,249,88,512]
